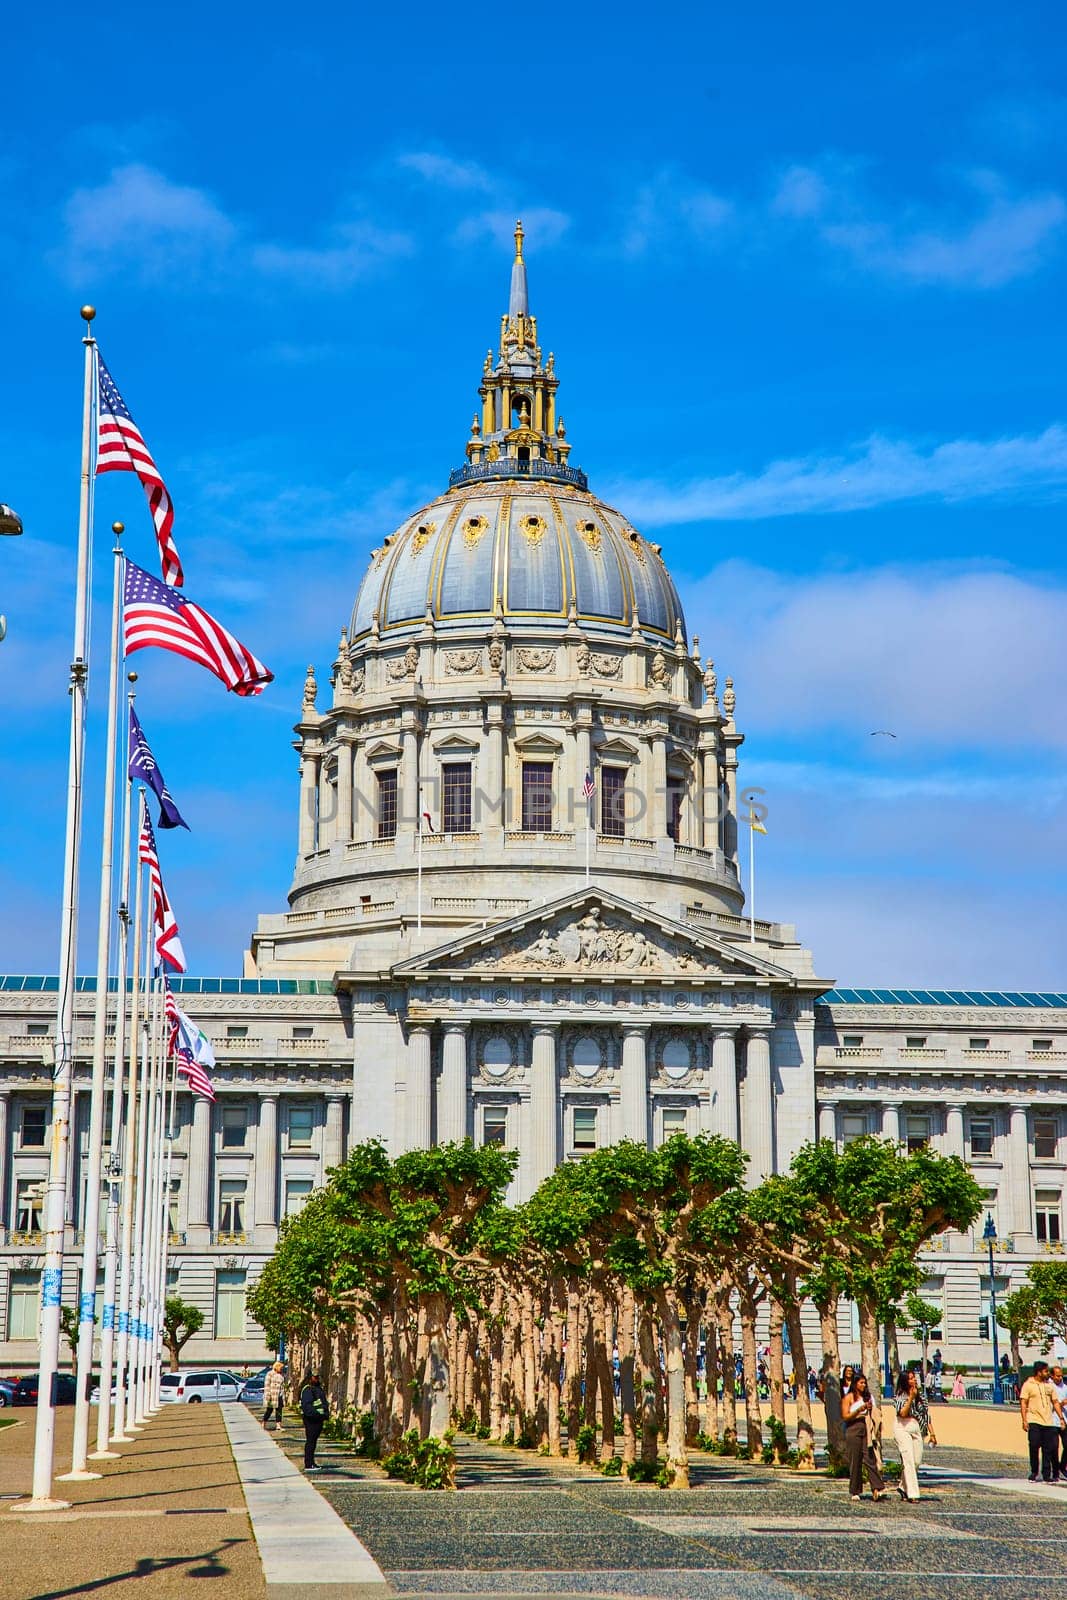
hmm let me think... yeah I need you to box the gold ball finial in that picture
[81,305,96,324]
[112,521,124,535]
[127,671,138,683]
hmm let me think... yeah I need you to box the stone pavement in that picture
[265,1415,1067,1600]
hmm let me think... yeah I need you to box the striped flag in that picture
[138,802,187,973]
[164,984,215,1100]
[582,771,596,799]
[123,559,273,697]
[96,354,184,588]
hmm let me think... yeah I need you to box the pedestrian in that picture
[844,1372,887,1502]
[262,1361,286,1431]
[951,1371,965,1401]
[893,1369,937,1501]
[1020,1360,1066,1483]
[300,1372,329,1472]
[1050,1364,1067,1480]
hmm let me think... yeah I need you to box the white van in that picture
[158,1370,245,1404]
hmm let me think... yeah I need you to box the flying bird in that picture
[870,730,898,738]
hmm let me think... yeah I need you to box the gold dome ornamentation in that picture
[463,514,489,549]
[521,514,548,546]
[576,518,601,555]
[411,521,436,557]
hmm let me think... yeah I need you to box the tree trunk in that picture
[593,1287,615,1461]
[617,1284,637,1466]
[656,1287,690,1488]
[565,1278,582,1458]
[423,1293,452,1440]
[582,1304,597,1429]
[520,1284,538,1433]
[737,1280,763,1459]
[702,1298,720,1443]
[637,1305,660,1465]
[768,1298,787,1461]
[885,1313,901,1391]
[683,1299,701,1445]
[819,1298,845,1468]
[546,1290,563,1457]
[858,1298,882,1443]
[784,1296,815,1469]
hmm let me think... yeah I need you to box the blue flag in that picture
[128,706,189,830]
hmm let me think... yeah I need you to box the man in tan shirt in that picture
[1020,1360,1066,1482]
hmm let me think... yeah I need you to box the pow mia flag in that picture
[128,706,190,830]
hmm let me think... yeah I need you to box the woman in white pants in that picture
[893,1369,937,1500]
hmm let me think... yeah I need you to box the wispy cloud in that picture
[397,147,571,252]
[452,205,571,249]
[250,219,413,287]
[619,167,733,258]
[610,423,1067,525]
[62,162,235,279]
[396,151,495,192]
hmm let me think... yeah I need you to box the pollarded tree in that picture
[996,1285,1044,1373]
[162,1296,205,1372]
[905,1293,943,1390]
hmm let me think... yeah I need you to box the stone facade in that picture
[2,230,1062,1372]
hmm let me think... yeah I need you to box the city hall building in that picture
[1,231,1062,1371]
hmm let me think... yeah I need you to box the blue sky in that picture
[1,1,1065,986]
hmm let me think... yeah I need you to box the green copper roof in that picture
[0,976,335,995]
[820,987,1067,1009]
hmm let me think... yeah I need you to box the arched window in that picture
[573,1037,601,1078]
[483,1036,512,1077]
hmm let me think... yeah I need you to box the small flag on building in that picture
[128,706,189,830]
[582,771,596,799]
[123,559,273,697]
[96,354,184,587]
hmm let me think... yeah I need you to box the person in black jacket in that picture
[299,1373,329,1471]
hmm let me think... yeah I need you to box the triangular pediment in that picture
[390,885,796,982]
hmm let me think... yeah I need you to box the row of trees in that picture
[248,1133,982,1488]
[999,1261,1067,1370]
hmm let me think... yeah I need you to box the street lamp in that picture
[1,502,24,644]
[983,1212,1004,1404]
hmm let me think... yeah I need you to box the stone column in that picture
[407,1026,432,1151]
[485,710,504,833]
[318,760,335,849]
[325,1094,346,1168]
[881,1101,901,1143]
[818,1099,837,1143]
[401,720,419,837]
[651,731,668,839]
[298,750,318,855]
[0,1091,8,1243]
[575,716,593,833]
[708,1028,739,1142]
[723,752,739,865]
[187,1095,212,1234]
[254,1095,278,1228]
[742,1029,773,1183]
[529,1025,559,1186]
[620,1027,649,1146]
[336,738,353,845]
[352,739,371,843]
[698,739,720,852]
[438,1023,469,1144]
[1007,1103,1032,1237]
[945,1102,965,1160]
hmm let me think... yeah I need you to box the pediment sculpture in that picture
[456,904,722,975]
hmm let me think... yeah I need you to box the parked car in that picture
[0,1378,16,1407]
[241,1372,267,1406]
[13,1373,78,1406]
[158,1370,245,1404]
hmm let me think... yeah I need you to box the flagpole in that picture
[137,979,161,1421]
[748,810,756,948]
[128,943,153,1427]
[112,790,144,1442]
[585,796,591,885]
[22,308,97,1512]
[154,1048,180,1407]
[63,528,125,1481]
[92,668,135,1458]
[142,978,166,1413]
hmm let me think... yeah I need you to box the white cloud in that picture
[686,559,1067,752]
[62,162,235,278]
[609,424,1067,525]
[619,169,733,258]
[250,220,413,288]
[452,206,571,250]
[396,151,495,192]
[771,163,832,220]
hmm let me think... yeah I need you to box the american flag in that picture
[123,560,273,697]
[96,353,184,588]
[582,771,596,799]
[164,983,215,1100]
[138,802,187,973]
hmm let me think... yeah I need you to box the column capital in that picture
[260,1091,280,1104]
[945,1099,967,1111]
[531,1021,559,1039]
[326,1090,348,1104]
[709,1024,737,1041]
[408,1023,432,1040]
[622,1022,651,1039]
[443,1020,470,1037]
[745,1025,773,1043]
[818,1097,839,1110]
[1010,1101,1031,1116]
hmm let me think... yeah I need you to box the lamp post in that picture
[0,502,23,644]
[984,1212,1004,1405]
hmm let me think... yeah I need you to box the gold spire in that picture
[514,218,525,261]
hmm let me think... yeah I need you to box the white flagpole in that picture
[64,530,125,1481]
[748,811,756,948]
[143,980,166,1412]
[585,794,591,884]
[92,671,135,1457]
[112,799,144,1442]
[131,966,158,1426]
[23,309,97,1513]
[154,1050,180,1407]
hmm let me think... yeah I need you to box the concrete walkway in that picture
[221,1403,390,1599]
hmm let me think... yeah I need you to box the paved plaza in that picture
[4,1405,1067,1599]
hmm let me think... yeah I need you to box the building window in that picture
[13,1178,44,1235]
[969,1117,995,1158]
[905,1036,927,1049]
[221,1105,247,1148]
[217,1179,247,1236]
[1033,1038,1054,1052]
[284,1179,313,1217]
[376,769,398,840]
[215,1270,246,1338]
[906,1115,931,1153]
[226,1025,248,1040]
[661,1106,688,1143]
[27,1022,48,1037]
[288,1105,314,1148]
[842,1035,864,1048]
[1035,1118,1059,1160]
[572,1106,598,1151]
[442,763,472,833]
[600,766,626,838]
[1035,1189,1062,1245]
[841,1113,867,1145]
[969,1038,989,1051]
[20,1105,47,1147]
[292,1025,313,1040]
[481,1106,508,1147]
[166,1266,181,1294]
[521,762,553,832]
[980,1188,999,1236]
[167,1177,181,1238]
[7,1271,40,1340]
[666,784,683,843]
[915,1279,945,1340]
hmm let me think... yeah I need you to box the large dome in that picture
[350,478,686,644]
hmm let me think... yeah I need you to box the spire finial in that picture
[514,218,525,260]
[509,220,529,320]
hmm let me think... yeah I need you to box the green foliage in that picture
[574,1423,598,1464]
[381,1429,456,1489]
[59,1304,94,1370]
[162,1295,204,1369]
[625,1456,670,1487]
[599,1453,623,1476]
[906,1295,942,1337]
[1024,1262,1067,1344]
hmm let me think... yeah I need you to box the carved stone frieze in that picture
[387,644,419,681]
[452,903,724,977]
[516,647,556,674]
[590,652,622,678]
[444,648,483,675]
